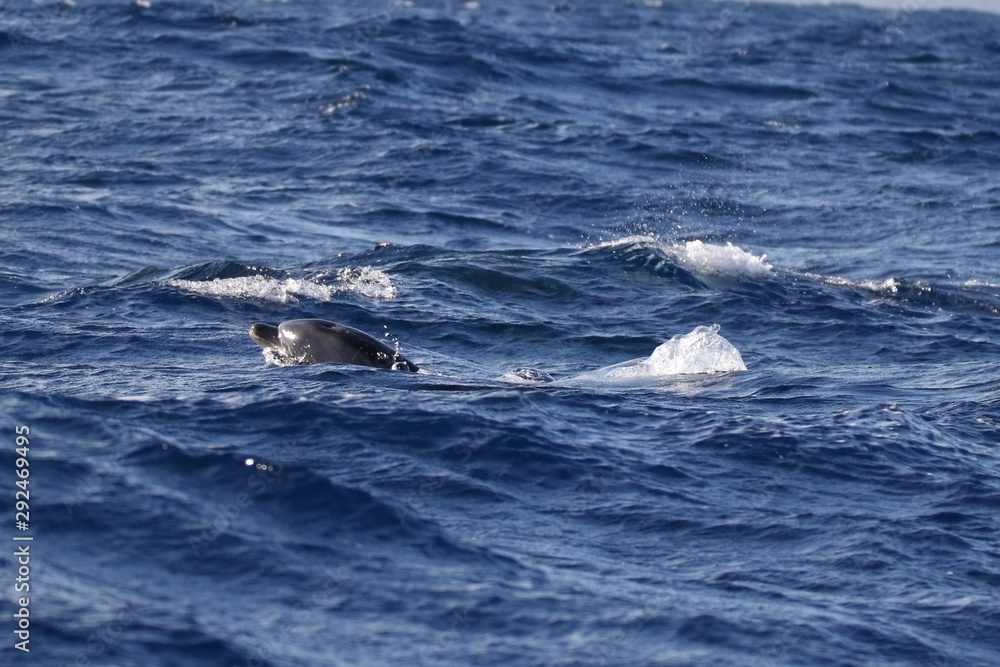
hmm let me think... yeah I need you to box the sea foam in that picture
[672,240,772,279]
[166,266,397,302]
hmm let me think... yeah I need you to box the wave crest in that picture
[166,266,397,302]
[592,236,772,285]
[673,240,772,278]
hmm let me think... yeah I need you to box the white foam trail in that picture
[810,274,900,295]
[572,324,746,386]
[857,278,900,294]
[166,266,397,302]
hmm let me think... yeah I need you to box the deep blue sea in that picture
[2,0,1000,665]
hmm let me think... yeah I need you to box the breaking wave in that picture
[166,266,397,302]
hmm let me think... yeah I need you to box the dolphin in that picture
[249,319,419,371]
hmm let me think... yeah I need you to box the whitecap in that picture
[321,266,398,301]
[166,275,334,303]
[166,265,397,303]
[590,236,772,282]
[671,240,773,279]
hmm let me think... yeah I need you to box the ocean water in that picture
[2,0,1000,665]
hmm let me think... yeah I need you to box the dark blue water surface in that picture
[2,0,1000,665]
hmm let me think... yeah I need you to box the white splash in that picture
[672,240,773,278]
[572,324,746,386]
[261,347,299,367]
[618,324,746,377]
[166,266,397,303]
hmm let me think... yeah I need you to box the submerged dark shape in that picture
[249,319,419,371]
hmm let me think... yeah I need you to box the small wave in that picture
[593,236,772,286]
[800,275,999,316]
[165,266,397,302]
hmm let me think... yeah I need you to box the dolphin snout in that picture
[249,323,280,348]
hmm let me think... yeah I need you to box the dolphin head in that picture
[249,322,298,362]
[249,321,319,364]
[249,320,418,371]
